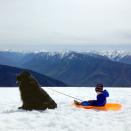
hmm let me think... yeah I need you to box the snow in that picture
[1,50,131,62]
[29,50,131,61]
[79,50,131,60]
[94,50,131,60]
[0,87,131,131]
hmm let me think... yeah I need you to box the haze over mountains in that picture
[0,50,131,87]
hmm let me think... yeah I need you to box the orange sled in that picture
[74,103,122,111]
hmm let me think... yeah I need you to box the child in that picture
[74,84,109,106]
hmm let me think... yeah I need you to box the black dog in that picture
[17,71,57,111]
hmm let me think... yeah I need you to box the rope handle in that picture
[46,87,83,102]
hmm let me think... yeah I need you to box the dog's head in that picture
[17,71,31,83]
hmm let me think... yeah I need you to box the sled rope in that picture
[47,88,83,102]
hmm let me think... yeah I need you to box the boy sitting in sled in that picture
[74,84,109,106]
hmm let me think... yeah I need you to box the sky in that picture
[0,0,131,51]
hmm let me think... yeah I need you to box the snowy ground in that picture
[0,87,131,131]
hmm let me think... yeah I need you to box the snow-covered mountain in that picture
[26,50,131,63]
[35,50,131,65]
[0,50,131,64]
[0,50,131,87]
[89,50,131,63]
[18,51,131,86]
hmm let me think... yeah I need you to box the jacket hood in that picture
[102,90,109,97]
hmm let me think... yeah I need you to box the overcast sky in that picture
[0,0,131,51]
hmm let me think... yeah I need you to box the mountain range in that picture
[0,50,131,87]
[0,64,67,87]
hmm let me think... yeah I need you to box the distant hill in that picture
[0,50,131,87]
[0,51,25,66]
[20,51,131,87]
[117,55,131,65]
[94,50,131,65]
[0,64,67,87]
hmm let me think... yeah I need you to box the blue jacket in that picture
[81,90,109,106]
[91,90,109,106]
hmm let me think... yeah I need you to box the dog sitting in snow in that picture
[17,71,57,111]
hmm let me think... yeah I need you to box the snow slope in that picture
[0,87,131,131]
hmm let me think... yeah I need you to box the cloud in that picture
[0,0,131,48]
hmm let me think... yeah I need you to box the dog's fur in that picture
[17,71,57,111]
